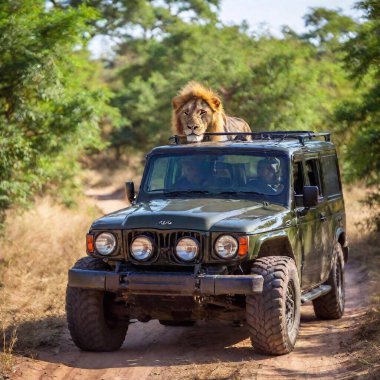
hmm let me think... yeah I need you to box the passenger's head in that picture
[257,158,281,183]
[182,159,205,184]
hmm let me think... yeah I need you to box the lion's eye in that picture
[200,110,206,115]
[184,111,189,116]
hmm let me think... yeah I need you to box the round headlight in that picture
[131,235,154,261]
[95,232,117,256]
[175,237,199,262]
[215,235,238,259]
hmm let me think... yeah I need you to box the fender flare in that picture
[335,227,346,246]
[253,230,298,264]
[335,227,348,263]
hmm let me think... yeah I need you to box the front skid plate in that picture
[68,269,264,296]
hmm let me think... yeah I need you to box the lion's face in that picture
[178,99,213,142]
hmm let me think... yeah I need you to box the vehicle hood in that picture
[91,198,290,234]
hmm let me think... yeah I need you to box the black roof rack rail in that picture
[169,131,331,145]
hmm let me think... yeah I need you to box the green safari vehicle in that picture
[66,131,349,355]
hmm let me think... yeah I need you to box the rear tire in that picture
[313,244,345,320]
[246,256,301,355]
[66,257,128,351]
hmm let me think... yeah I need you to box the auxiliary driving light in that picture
[175,237,199,262]
[131,235,154,261]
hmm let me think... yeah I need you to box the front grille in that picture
[125,229,207,265]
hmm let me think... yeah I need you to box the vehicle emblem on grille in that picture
[158,220,172,225]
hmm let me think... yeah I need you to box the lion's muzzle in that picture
[187,124,201,133]
[186,133,204,142]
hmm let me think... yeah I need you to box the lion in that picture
[172,81,252,143]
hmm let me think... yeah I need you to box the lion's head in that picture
[172,82,224,142]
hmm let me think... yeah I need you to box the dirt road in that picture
[13,186,369,380]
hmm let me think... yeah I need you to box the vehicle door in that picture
[319,152,344,281]
[293,155,328,289]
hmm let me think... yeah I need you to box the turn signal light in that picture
[238,236,249,256]
[86,234,95,254]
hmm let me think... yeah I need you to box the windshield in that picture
[142,152,290,206]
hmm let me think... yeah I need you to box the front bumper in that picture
[68,269,264,296]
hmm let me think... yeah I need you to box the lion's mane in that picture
[171,82,251,142]
[171,81,226,135]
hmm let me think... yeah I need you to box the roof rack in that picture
[169,131,331,146]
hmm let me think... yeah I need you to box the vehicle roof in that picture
[149,139,337,156]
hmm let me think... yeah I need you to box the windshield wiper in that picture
[215,191,263,196]
[164,190,212,196]
[164,190,267,197]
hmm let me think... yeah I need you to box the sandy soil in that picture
[12,185,370,380]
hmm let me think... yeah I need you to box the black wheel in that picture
[313,244,345,319]
[159,320,195,327]
[66,257,128,351]
[246,256,301,355]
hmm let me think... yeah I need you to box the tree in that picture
[335,0,380,228]
[0,0,117,223]
[53,0,221,38]
[301,7,357,49]
[109,7,357,150]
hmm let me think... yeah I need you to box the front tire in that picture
[66,257,128,351]
[313,244,345,319]
[246,256,301,355]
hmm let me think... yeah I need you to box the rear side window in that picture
[305,159,323,197]
[321,155,342,196]
[293,162,304,196]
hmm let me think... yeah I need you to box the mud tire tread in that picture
[66,257,127,351]
[246,256,301,355]
[313,244,345,320]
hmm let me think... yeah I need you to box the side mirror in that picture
[303,186,319,208]
[125,181,136,203]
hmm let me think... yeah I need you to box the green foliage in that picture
[3,0,380,229]
[333,0,380,229]
[0,0,117,222]
[108,7,356,150]
[56,0,221,37]
[335,0,380,183]
[301,7,358,48]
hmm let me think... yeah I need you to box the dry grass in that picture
[0,197,100,378]
[0,323,17,379]
[344,184,380,283]
[344,184,380,378]
[82,152,144,189]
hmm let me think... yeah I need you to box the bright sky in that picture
[89,0,362,58]
[220,0,362,35]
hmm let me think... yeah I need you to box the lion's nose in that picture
[188,125,199,131]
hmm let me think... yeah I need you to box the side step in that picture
[301,285,332,304]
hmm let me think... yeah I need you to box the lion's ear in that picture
[210,96,222,111]
[172,96,182,110]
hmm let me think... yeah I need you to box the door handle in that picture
[320,213,327,222]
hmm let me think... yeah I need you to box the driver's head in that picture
[257,158,281,183]
[182,159,204,185]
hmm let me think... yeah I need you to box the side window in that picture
[321,155,342,196]
[293,162,304,195]
[305,159,323,197]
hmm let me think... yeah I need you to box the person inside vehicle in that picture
[248,157,284,194]
[174,158,208,190]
